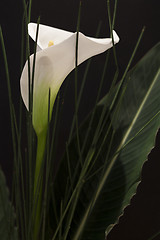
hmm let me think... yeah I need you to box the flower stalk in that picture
[33,129,47,240]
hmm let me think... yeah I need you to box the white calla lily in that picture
[20,23,119,135]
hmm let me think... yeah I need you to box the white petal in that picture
[21,30,119,109]
[28,23,74,49]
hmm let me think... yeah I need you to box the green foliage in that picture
[51,42,160,240]
[0,168,18,240]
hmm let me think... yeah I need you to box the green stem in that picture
[33,130,47,240]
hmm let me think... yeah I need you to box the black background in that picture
[0,0,160,239]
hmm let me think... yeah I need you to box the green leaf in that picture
[51,42,160,240]
[0,168,18,240]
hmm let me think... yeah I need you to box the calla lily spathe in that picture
[20,23,119,135]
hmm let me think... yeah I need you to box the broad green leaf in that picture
[51,42,160,240]
[0,167,18,240]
